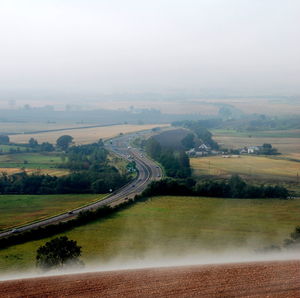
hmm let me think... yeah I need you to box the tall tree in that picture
[0,135,9,145]
[36,236,83,270]
[56,135,73,151]
[28,138,38,148]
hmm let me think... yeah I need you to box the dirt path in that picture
[1,260,300,297]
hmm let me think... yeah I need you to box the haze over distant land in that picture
[0,0,299,106]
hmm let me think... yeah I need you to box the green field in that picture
[0,194,106,231]
[0,145,27,153]
[0,152,63,169]
[1,196,300,273]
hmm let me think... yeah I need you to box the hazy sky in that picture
[0,0,300,97]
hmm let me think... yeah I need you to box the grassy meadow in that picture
[0,194,106,231]
[0,152,62,169]
[1,196,300,272]
[9,124,169,145]
[0,144,27,153]
[0,152,68,176]
[190,156,300,182]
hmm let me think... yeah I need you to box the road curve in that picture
[0,143,162,238]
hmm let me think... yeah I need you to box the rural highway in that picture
[0,133,162,238]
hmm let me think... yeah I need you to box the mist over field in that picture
[1,2,300,295]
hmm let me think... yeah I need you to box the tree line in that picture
[172,120,219,149]
[141,175,290,199]
[0,199,136,249]
[0,168,128,195]
[0,140,130,194]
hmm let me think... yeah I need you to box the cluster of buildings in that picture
[186,144,217,157]
[186,144,266,157]
[239,146,261,154]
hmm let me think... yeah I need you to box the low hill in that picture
[152,128,191,150]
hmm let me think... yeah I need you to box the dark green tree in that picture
[56,135,73,151]
[28,138,38,148]
[98,138,104,147]
[0,135,9,144]
[40,142,55,152]
[145,138,161,160]
[36,236,82,270]
[283,226,300,248]
[229,175,246,198]
[181,133,195,150]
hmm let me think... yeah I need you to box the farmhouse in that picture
[186,143,214,157]
[247,146,261,154]
[198,144,211,152]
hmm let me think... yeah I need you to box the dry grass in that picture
[191,155,300,182]
[214,135,300,156]
[9,124,169,144]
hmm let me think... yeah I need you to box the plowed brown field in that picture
[1,260,300,297]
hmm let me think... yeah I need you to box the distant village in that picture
[186,143,279,157]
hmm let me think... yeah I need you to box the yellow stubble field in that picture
[191,155,300,182]
[9,124,170,144]
[214,135,300,157]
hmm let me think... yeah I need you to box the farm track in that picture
[1,260,300,297]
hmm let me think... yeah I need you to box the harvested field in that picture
[212,129,300,138]
[9,124,169,144]
[214,135,300,156]
[191,155,300,182]
[1,260,300,297]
